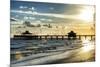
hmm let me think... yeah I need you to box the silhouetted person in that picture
[68,31,76,40]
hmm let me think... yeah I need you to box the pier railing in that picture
[14,34,95,40]
[33,35,95,40]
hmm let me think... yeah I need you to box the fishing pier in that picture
[13,31,95,40]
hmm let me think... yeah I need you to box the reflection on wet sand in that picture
[49,39,95,64]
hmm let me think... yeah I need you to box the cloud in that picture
[11,10,79,20]
[29,17,36,20]
[35,20,42,24]
[47,19,52,22]
[19,6,28,9]
[40,18,53,22]
[31,7,35,10]
[28,7,35,11]
[40,18,46,21]
[49,7,54,10]
[24,16,28,20]
[24,16,36,20]
[20,6,35,11]
[19,6,24,9]
[10,18,18,21]
[45,19,52,22]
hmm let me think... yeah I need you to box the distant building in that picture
[22,30,32,35]
[68,31,76,40]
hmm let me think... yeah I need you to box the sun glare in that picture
[82,40,94,52]
[78,6,94,22]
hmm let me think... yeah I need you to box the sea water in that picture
[10,37,95,65]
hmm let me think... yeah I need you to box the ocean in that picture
[10,37,95,66]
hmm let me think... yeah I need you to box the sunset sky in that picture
[10,0,96,37]
[10,1,95,25]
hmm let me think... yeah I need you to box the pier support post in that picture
[79,36,81,40]
[50,36,53,40]
[85,35,87,39]
[40,36,42,40]
[56,36,58,40]
[45,36,47,39]
[62,36,64,40]
[91,36,92,40]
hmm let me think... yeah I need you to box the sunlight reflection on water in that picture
[81,39,95,52]
[11,37,95,62]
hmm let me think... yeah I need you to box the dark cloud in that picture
[10,18,17,21]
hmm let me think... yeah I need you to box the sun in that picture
[79,10,93,21]
[78,6,94,22]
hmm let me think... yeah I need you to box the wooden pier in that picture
[42,35,94,40]
[24,35,95,40]
[14,34,95,40]
[13,31,95,40]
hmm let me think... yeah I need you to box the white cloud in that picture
[50,7,54,10]
[19,6,23,9]
[40,18,46,21]
[31,7,35,10]
[19,6,28,9]
[35,20,42,24]
[47,19,52,22]
[11,10,80,20]
[29,7,35,11]
[24,16,36,20]
[40,18,53,22]
[29,17,36,20]
[24,16,28,19]
[36,20,41,22]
